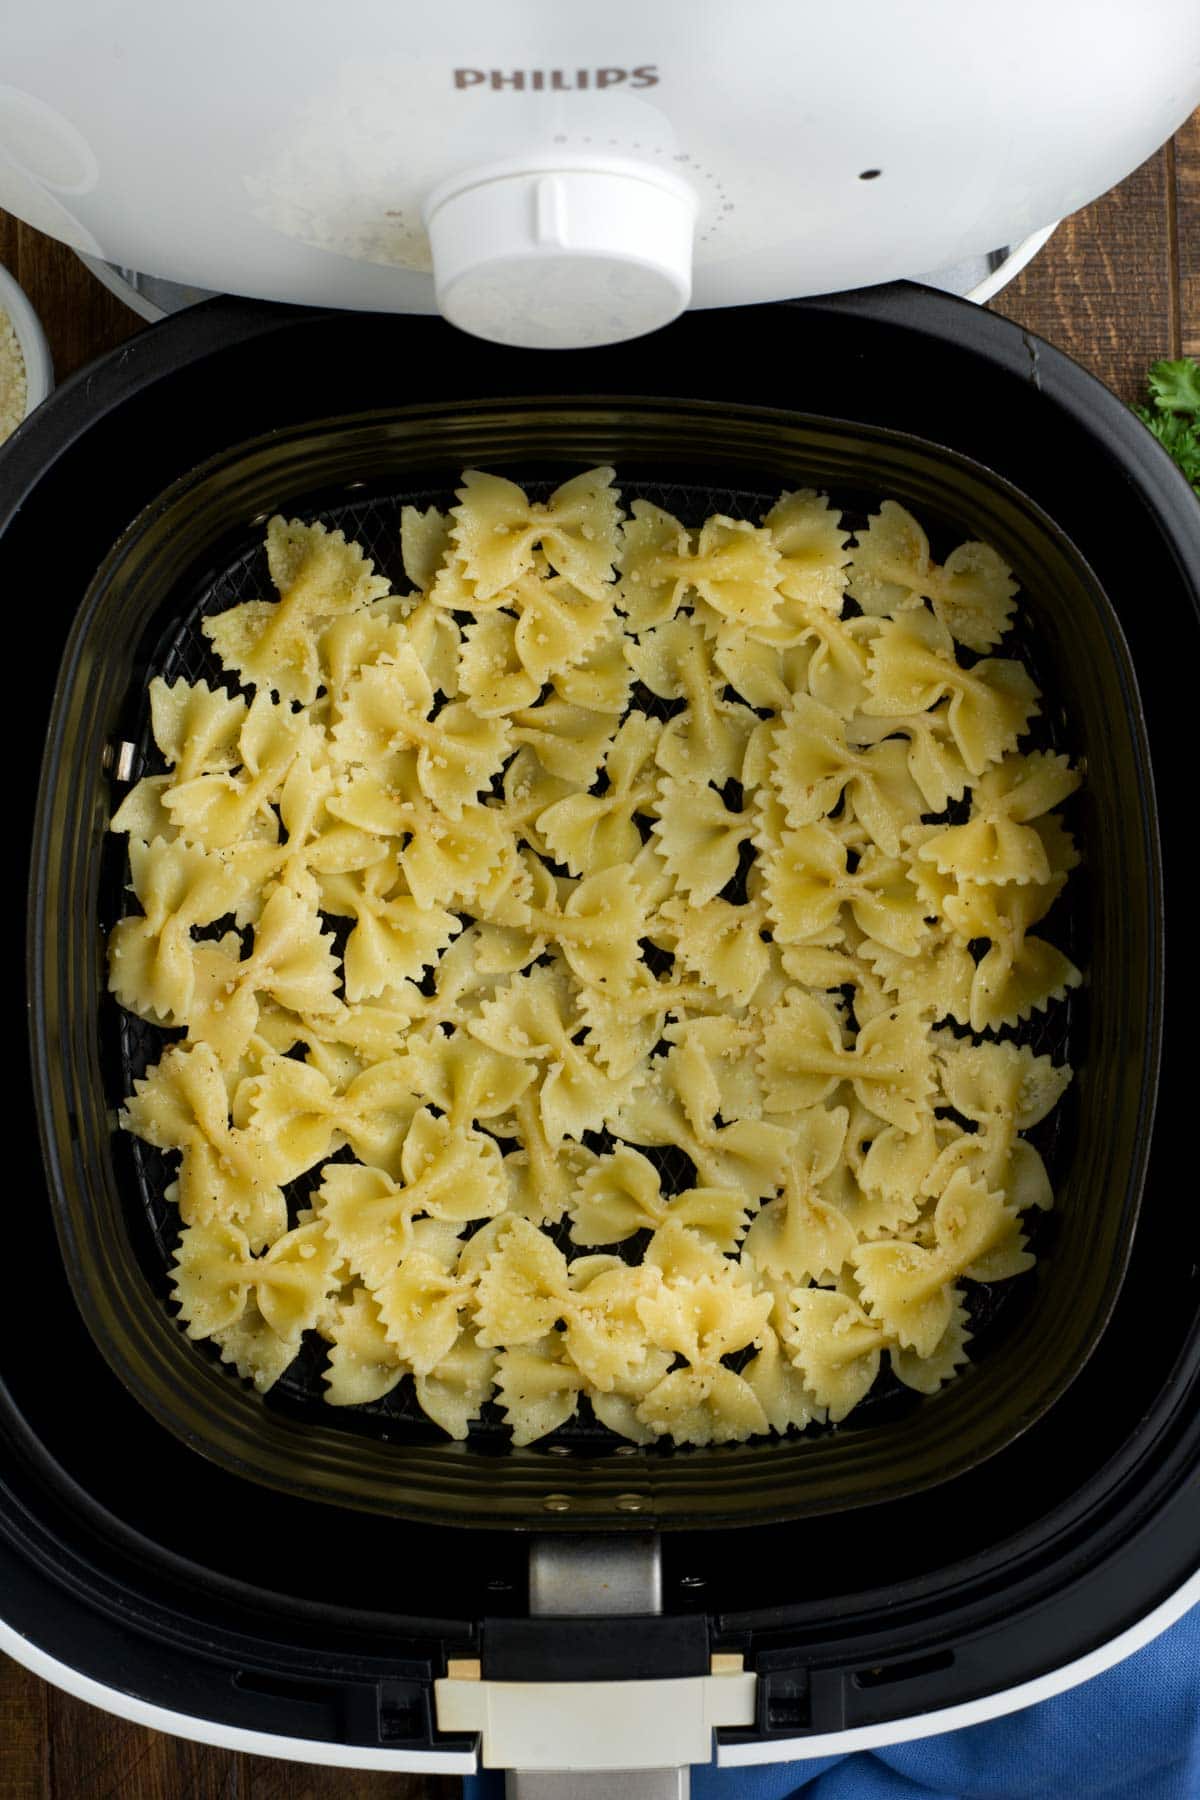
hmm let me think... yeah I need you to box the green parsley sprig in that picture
[1134,358,1200,496]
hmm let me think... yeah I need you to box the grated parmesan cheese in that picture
[0,308,28,444]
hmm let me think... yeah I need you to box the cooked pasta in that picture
[108,473,1080,1446]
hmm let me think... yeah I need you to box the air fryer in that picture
[6,290,1200,1783]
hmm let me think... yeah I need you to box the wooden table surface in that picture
[3,110,1198,1800]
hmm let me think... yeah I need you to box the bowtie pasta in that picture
[108,470,1081,1449]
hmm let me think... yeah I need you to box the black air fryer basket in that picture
[33,398,1157,1528]
[6,291,1200,1758]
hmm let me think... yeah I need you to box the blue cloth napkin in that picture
[465,1604,1200,1799]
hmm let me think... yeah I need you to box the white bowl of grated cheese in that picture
[0,264,53,445]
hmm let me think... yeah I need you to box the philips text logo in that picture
[454,67,659,92]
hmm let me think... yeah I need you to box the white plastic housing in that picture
[426,162,695,348]
[1,0,1198,346]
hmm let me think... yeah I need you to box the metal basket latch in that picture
[435,1536,756,1796]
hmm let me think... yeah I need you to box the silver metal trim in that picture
[528,1535,662,1618]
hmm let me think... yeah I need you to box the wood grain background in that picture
[2,107,1197,1800]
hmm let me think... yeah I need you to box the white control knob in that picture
[424,162,697,351]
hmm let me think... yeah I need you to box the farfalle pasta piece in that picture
[328,763,511,910]
[470,964,637,1142]
[941,807,1081,909]
[760,820,928,956]
[110,774,179,842]
[496,748,578,856]
[400,503,454,594]
[475,1219,657,1392]
[859,931,974,1027]
[393,600,464,704]
[535,714,661,875]
[837,1098,929,1236]
[486,864,648,992]
[943,876,1082,1032]
[246,997,362,1089]
[629,617,755,786]
[778,942,892,1027]
[172,1218,341,1342]
[564,1255,667,1392]
[234,751,388,917]
[783,1275,971,1415]
[509,697,619,784]
[281,988,422,1081]
[472,1218,573,1346]
[575,963,716,1077]
[709,631,814,714]
[495,1336,585,1445]
[162,691,312,851]
[742,1323,825,1436]
[743,1107,858,1283]
[764,489,851,612]
[323,1286,407,1406]
[847,706,971,814]
[321,864,460,1000]
[550,615,633,715]
[625,513,782,633]
[610,1047,794,1203]
[108,835,245,1023]
[848,1082,942,1181]
[854,1170,1032,1355]
[468,853,563,972]
[664,1014,768,1124]
[643,1218,757,1289]
[148,676,250,781]
[395,507,472,698]
[570,1145,752,1251]
[784,1288,885,1422]
[204,515,391,705]
[937,1035,1072,1131]
[239,1052,422,1181]
[634,1277,773,1445]
[458,567,611,710]
[318,603,414,706]
[590,1350,676,1445]
[863,609,1039,777]
[889,1295,973,1394]
[656,893,771,1007]
[212,1296,300,1395]
[770,695,924,857]
[711,592,876,719]
[414,1327,497,1439]
[371,1223,494,1375]
[417,922,509,1027]
[915,751,1079,887]
[332,647,511,818]
[196,874,339,1033]
[789,611,880,720]
[122,1042,287,1248]
[395,1029,534,1133]
[617,499,692,630]
[759,993,934,1132]
[450,467,621,601]
[847,500,1018,651]
[683,514,784,628]
[923,1036,1070,1212]
[318,1114,505,1292]
[457,611,542,716]
[501,1089,594,1227]
[506,566,612,681]
[651,777,756,906]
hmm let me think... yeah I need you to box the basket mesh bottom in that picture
[109,475,1078,1455]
